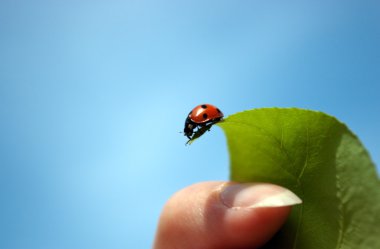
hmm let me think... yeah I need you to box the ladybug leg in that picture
[205,118,222,132]
[196,123,210,132]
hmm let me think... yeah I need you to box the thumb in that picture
[154,181,302,249]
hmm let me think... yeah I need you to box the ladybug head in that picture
[184,119,195,139]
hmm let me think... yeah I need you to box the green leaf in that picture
[217,108,380,249]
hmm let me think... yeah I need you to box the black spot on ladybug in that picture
[217,108,221,113]
[201,104,207,109]
[203,113,208,119]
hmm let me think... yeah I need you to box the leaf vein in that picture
[297,127,309,181]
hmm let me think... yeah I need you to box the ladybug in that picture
[184,104,224,140]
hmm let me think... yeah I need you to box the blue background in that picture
[1,1,379,248]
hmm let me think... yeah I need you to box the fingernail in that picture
[220,183,302,209]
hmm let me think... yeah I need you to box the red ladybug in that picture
[184,104,224,140]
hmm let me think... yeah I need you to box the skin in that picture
[154,181,292,249]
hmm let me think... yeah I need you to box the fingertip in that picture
[154,182,224,249]
[222,205,292,248]
[154,182,300,249]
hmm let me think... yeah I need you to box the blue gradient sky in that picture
[1,1,379,248]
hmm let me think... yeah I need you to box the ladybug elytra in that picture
[184,104,224,140]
